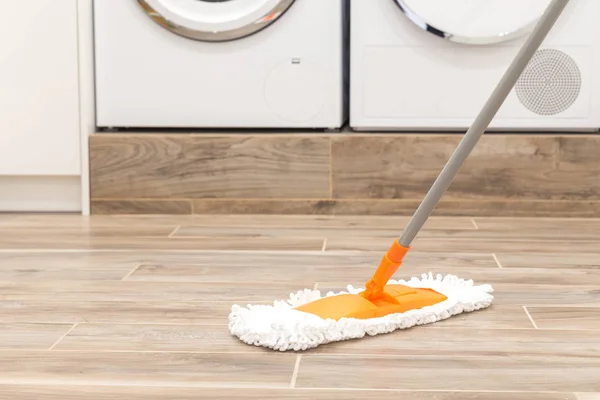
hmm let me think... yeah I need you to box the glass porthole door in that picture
[138,0,296,41]
[392,0,552,44]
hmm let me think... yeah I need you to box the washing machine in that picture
[350,0,600,131]
[93,0,348,129]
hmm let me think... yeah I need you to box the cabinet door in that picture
[0,0,81,175]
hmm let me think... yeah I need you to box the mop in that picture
[229,0,570,352]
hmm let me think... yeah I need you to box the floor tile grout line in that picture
[286,280,313,392]
[492,253,503,268]
[167,225,182,238]
[329,137,333,198]
[321,238,328,252]
[522,306,539,329]
[470,218,479,229]
[48,323,78,351]
[290,354,302,388]
[121,264,142,281]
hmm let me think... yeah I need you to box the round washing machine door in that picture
[138,0,296,42]
[392,0,552,45]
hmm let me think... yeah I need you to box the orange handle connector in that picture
[361,240,410,301]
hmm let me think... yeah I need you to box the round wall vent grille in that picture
[515,49,581,116]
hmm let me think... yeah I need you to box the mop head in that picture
[228,272,494,351]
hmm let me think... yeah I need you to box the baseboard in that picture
[89,132,600,217]
[0,175,82,212]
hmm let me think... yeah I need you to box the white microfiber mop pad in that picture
[228,272,494,351]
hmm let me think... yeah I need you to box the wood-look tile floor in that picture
[0,213,599,399]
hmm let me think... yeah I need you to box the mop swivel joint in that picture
[360,240,410,301]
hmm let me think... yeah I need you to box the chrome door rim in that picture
[392,0,541,45]
[137,0,296,42]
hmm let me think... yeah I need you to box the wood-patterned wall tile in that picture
[194,199,600,217]
[331,135,569,200]
[91,200,192,215]
[192,199,338,215]
[555,137,600,199]
[90,134,330,199]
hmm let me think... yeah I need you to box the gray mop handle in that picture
[398,0,570,248]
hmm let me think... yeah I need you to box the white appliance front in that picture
[94,0,347,129]
[350,0,600,131]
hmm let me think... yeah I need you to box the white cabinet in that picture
[0,0,87,212]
